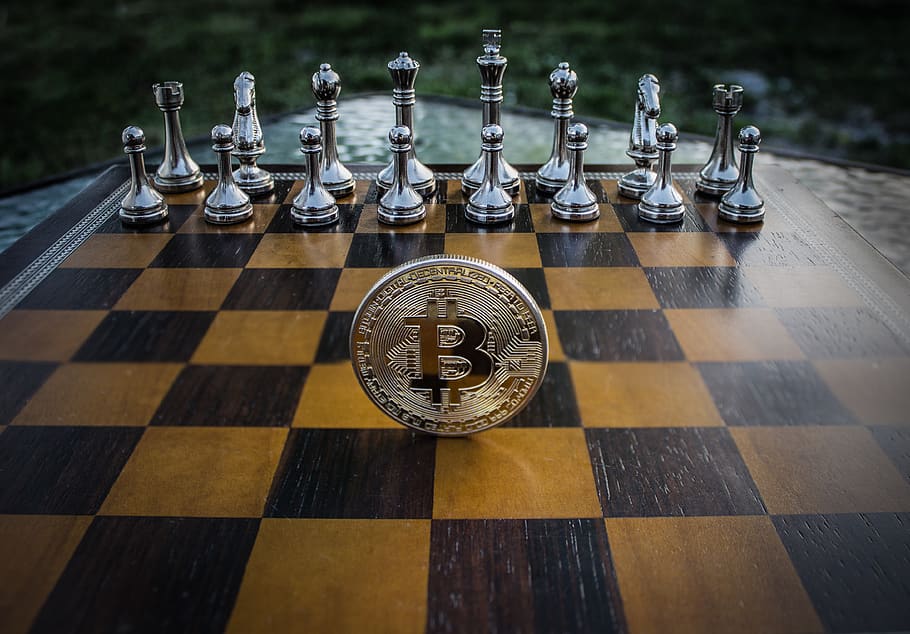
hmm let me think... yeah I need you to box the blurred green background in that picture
[2,0,907,190]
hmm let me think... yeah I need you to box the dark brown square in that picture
[17,268,142,310]
[645,267,764,308]
[586,427,766,517]
[537,233,639,267]
[0,361,57,424]
[613,203,711,232]
[445,204,534,233]
[776,307,910,358]
[73,311,215,362]
[504,362,581,427]
[506,267,550,309]
[266,204,362,233]
[554,310,684,361]
[95,204,197,234]
[718,232,823,266]
[150,233,262,267]
[314,311,354,363]
[344,233,446,267]
[221,268,341,310]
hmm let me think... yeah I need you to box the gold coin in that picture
[350,254,548,435]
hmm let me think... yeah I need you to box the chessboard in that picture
[1,163,909,634]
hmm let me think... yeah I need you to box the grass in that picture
[1,0,908,189]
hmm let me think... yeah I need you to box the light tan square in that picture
[12,363,181,426]
[665,308,805,361]
[356,204,446,233]
[571,361,723,427]
[814,359,910,425]
[227,519,430,634]
[0,310,106,361]
[330,268,390,311]
[434,428,601,518]
[545,268,658,310]
[606,516,823,634]
[445,179,469,204]
[629,233,736,267]
[59,234,173,268]
[192,311,326,365]
[529,203,623,233]
[247,233,353,268]
[0,515,92,634]
[100,426,287,517]
[294,363,398,428]
[732,426,910,513]
[541,309,565,362]
[444,233,542,268]
[744,266,864,307]
[178,204,278,233]
[114,268,241,311]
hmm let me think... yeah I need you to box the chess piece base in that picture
[695,176,737,197]
[718,202,764,224]
[291,204,339,226]
[638,200,685,224]
[551,201,599,222]
[154,171,204,194]
[378,204,426,225]
[119,205,168,226]
[618,169,656,200]
[204,202,254,225]
[233,167,275,196]
[465,202,514,225]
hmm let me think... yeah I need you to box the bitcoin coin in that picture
[350,254,548,436]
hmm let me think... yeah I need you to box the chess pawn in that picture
[204,124,253,225]
[696,84,744,196]
[462,29,520,196]
[551,123,599,222]
[291,126,339,226]
[719,126,765,223]
[465,124,515,225]
[618,74,661,199]
[378,126,426,225]
[152,81,204,193]
[376,52,436,197]
[119,126,168,225]
[231,71,274,195]
[311,63,355,196]
[535,62,578,193]
[638,123,685,224]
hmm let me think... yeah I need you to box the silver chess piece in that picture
[618,74,661,199]
[719,125,765,223]
[311,63,355,197]
[291,126,339,226]
[696,84,744,196]
[152,81,204,193]
[465,124,515,225]
[378,126,426,225]
[638,123,685,224]
[376,52,436,197]
[462,29,520,196]
[535,62,578,194]
[551,123,599,222]
[204,124,253,225]
[231,71,274,195]
[119,126,168,225]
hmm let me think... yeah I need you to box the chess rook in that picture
[312,63,355,197]
[378,126,426,225]
[551,123,599,222]
[231,71,274,195]
[638,123,685,223]
[376,52,436,197]
[618,74,661,199]
[719,125,765,223]
[119,126,168,226]
[462,29,520,196]
[465,124,515,225]
[535,62,578,194]
[291,126,339,226]
[204,124,253,225]
[696,84,744,196]
[152,81,203,193]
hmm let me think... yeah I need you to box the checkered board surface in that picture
[1,164,909,634]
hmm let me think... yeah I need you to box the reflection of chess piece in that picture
[719,126,765,223]
[152,81,204,193]
[618,74,661,199]
[638,123,685,224]
[376,52,435,197]
[291,126,339,227]
[205,125,253,225]
[551,123,599,221]
[697,84,744,196]
[312,63,355,197]
[462,29,520,196]
[535,62,578,193]
[232,71,274,195]
[378,126,426,225]
[119,126,168,226]
[465,124,515,225]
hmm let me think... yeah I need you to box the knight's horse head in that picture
[234,71,256,114]
[637,74,660,119]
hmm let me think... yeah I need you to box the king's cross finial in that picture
[482,29,501,56]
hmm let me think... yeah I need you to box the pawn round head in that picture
[656,123,678,145]
[549,62,578,99]
[389,125,412,146]
[211,124,233,148]
[122,125,145,149]
[567,122,589,144]
[299,126,322,147]
[481,123,504,145]
[739,125,762,149]
[312,63,341,100]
